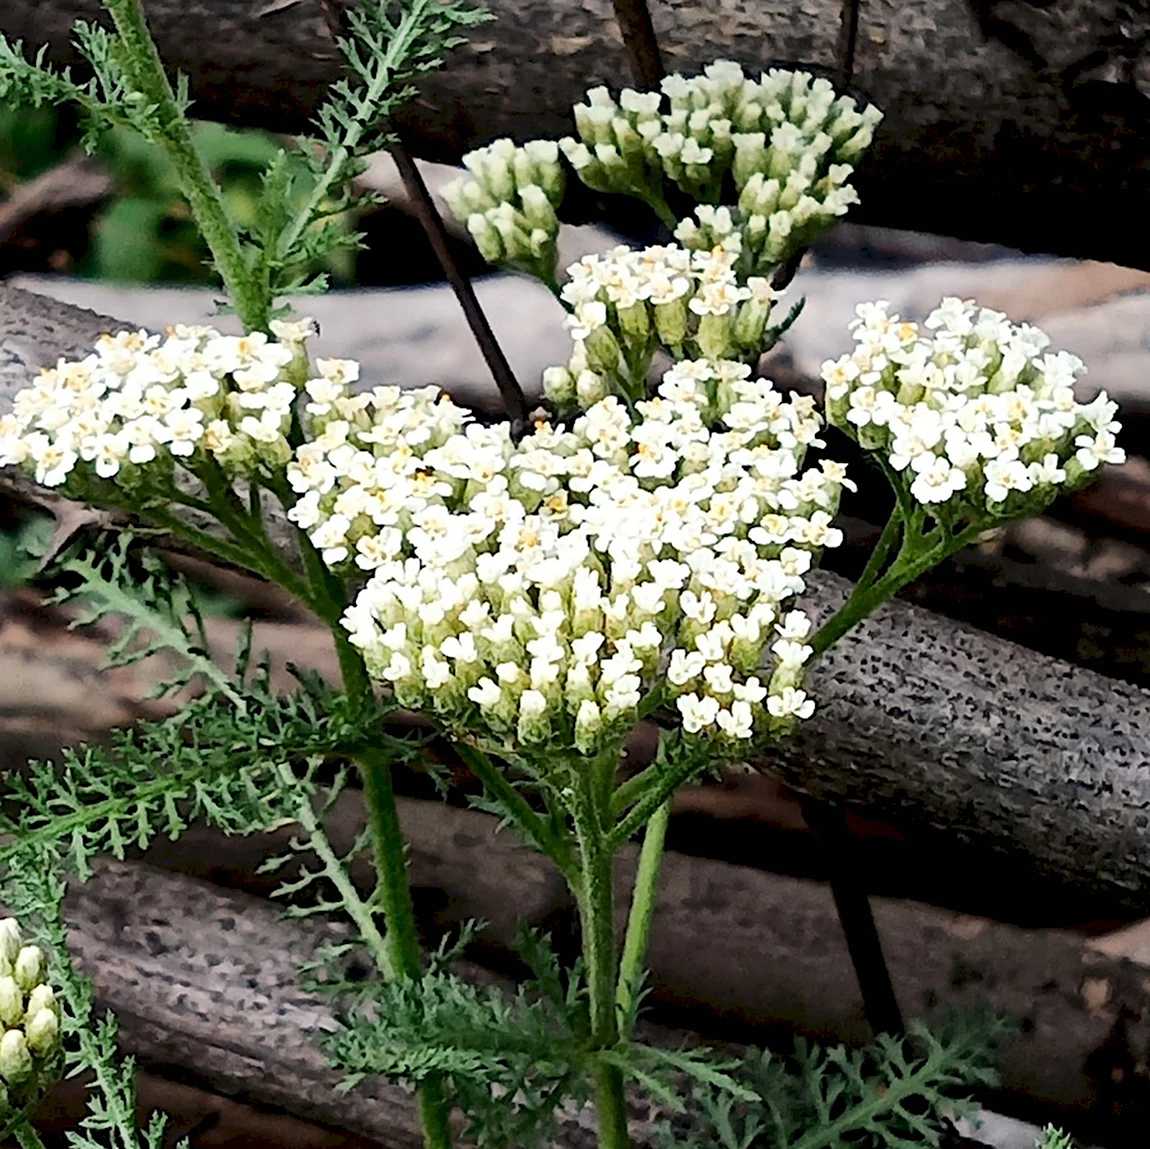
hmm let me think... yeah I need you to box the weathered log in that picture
[6,279,1150,911]
[63,799,1148,1142]
[4,1,1150,268]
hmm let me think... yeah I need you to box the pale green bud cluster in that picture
[823,297,1124,518]
[0,919,61,1115]
[558,60,879,269]
[443,139,566,283]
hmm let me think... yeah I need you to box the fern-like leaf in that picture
[0,665,414,880]
[656,1015,1003,1149]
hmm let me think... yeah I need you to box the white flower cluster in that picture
[823,298,1124,512]
[542,241,778,407]
[0,319,322,489]
[442,139,566,283]
[560,60,879,265]
[0,919,60,1110]
[288,358,850,754]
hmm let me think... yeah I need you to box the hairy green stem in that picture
[453,742,578,883]
[356,746,456,1149]
[12,1120,46,1149]
[572,775,630,1149]
[101,0,269,332]
[811,520,988,656]
[607,752,702,853]
[297,544,455,1149]
[616,798,669,1037]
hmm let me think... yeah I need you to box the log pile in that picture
[5,275,1150,914]
[4,1,1150,268]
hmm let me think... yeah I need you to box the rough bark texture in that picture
[4,1,1150,266]
[63,799,1150,1140]
[6,279,1150,915]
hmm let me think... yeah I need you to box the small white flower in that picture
[677,693,721,734]
[983,457,1033,503]
[767,687,815,720]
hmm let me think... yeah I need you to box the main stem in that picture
[574,773,630,1149]
[12,1121,46,1149]
[616,798,670,1037]
[103,0,270,332]
[329,625,455,1149]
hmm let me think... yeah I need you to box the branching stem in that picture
[812,518,989,656]
[12,1120,46,1149]
[101,0,269,331]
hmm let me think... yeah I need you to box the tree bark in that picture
[3,1,1150,267]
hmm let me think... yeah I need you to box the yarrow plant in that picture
[0,3,1124,1149]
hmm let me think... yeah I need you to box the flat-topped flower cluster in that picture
[542,240,778,401]
[823,297,1125,514]
[0,319,325,488]
[289,358,849,753]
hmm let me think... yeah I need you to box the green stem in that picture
[357,747,421,975]
[102,0,269,332]
[572,776,630,1149]
[453,742,578,884]
[295,537,454,1149]
[357,741,455,1149]
[274,0,435,266]
[281,762,394,977]
[811,519,987,657]
[12,1120,46,1149]
[854,502,903,595]
[607,753,703,853]
[616,798,669,1037]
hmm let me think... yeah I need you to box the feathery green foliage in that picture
[0,0,489,321]
[0,665,414,880]
[0,854,182,1149]
[1037,1127,1075,1149]
[47,533,243,704]
[657,1016,1001,1149]
[262,0,493,300]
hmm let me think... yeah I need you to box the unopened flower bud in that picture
[542,366,576,406]
[731,132,767,189]
[466,214,506,265]
[519,185,558,234]
[24,985,54,1022]
[25,1008,58,1058]
[0,978,21,1027]
[654,299,688,348]
[574,699,603,754]
[696,312,735,360]
[516,689,550,744]
[14,947,43,993]
[0,921,22,970]
[0,1031,31,1085]
[584,326,623,375]
[616,301,650,345]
